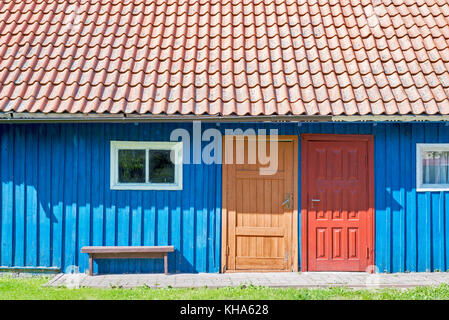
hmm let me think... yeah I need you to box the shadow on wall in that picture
[93,250,195,275]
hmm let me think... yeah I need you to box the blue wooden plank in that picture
[391,124,403,272]
[13,125,25,266]
[373,123,387,272]
[128,124,142,273]
[383,126,397,272]
[438,123,449,272]
[116,124,131,274]
[319,123,333,135]
[91,124,104,248]
[425,124,436,271]
[346,123,355,134]
[183,125,195,272]
[50,124,64,268]
[415,124,428,271]
[143,122,156,270]
[398,124,406,272]
[77,124,91,271]
[63,124,78,272]
[444,125,449,271]
[25,125,38,267]
[434,124,446,271]
[99,124,114,274]
[432,190,444,271]
[406,124,417,271]
[196,165,207,273]
[171,189,182,273]
[104,124,115,243]
[1,125,13,266]
[358,123,372,135]
[195,130,207,272]
[38,125,51,267]
[155,188,169,269]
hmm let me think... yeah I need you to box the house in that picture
[1,0,449,274]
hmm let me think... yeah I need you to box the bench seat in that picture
[81,246,174,275]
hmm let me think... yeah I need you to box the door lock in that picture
[281,194,291,209]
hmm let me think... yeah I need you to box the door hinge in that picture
[366,247,370,259]
[226,246,230,256]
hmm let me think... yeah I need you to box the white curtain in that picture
[423,151,449,184]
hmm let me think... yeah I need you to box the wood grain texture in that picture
[301,134,374,272]
[222,135,298,272]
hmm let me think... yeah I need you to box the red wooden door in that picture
[301,134,374,272]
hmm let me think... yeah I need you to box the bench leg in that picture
[89,255,93,276]
[164,253,168,275]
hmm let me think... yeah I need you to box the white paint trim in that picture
[110,141,183,191]
[333,115,449,122]
[416,143,449,192]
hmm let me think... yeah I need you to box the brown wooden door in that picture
[222,136,298,272]
[301,134,374,272]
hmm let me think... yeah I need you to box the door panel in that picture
[302,135,374,272]
[222,136,298,272]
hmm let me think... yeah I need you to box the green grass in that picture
[1,276,449,300]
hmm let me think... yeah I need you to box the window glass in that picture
[422,151,449,184]
[118,149,146,183]
[148,150,175,183]
[111,141,182,190]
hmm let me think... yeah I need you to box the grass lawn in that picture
[1,275,449,300]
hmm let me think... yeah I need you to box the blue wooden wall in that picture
[0,122,449,273]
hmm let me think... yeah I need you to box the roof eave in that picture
[332,115,449,122]
[0,112,332,123]
[1,112,449,123]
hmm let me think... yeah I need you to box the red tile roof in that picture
[1,0,449,116]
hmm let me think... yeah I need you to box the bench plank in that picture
[81,246,174,254]
[81,246,174,275]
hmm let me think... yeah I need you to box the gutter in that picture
[332,115,449,122]
[1,112,449,123]
[0,112,332,123]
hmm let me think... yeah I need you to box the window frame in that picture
[110,141,183,191]
[416,143,449,192]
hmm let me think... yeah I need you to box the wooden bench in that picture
[81,246,174,276]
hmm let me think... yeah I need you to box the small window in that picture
[417,144,449,191]
[110,141,182,190]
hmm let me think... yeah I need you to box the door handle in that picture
[281,194,290,209]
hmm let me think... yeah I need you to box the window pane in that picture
[423,151,449,184]
[118,150,146,183]
[148,150,175,183]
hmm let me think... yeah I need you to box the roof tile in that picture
[1,0,449,116]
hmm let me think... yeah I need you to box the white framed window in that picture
[417,143,449,191]
[110,141,182,190]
